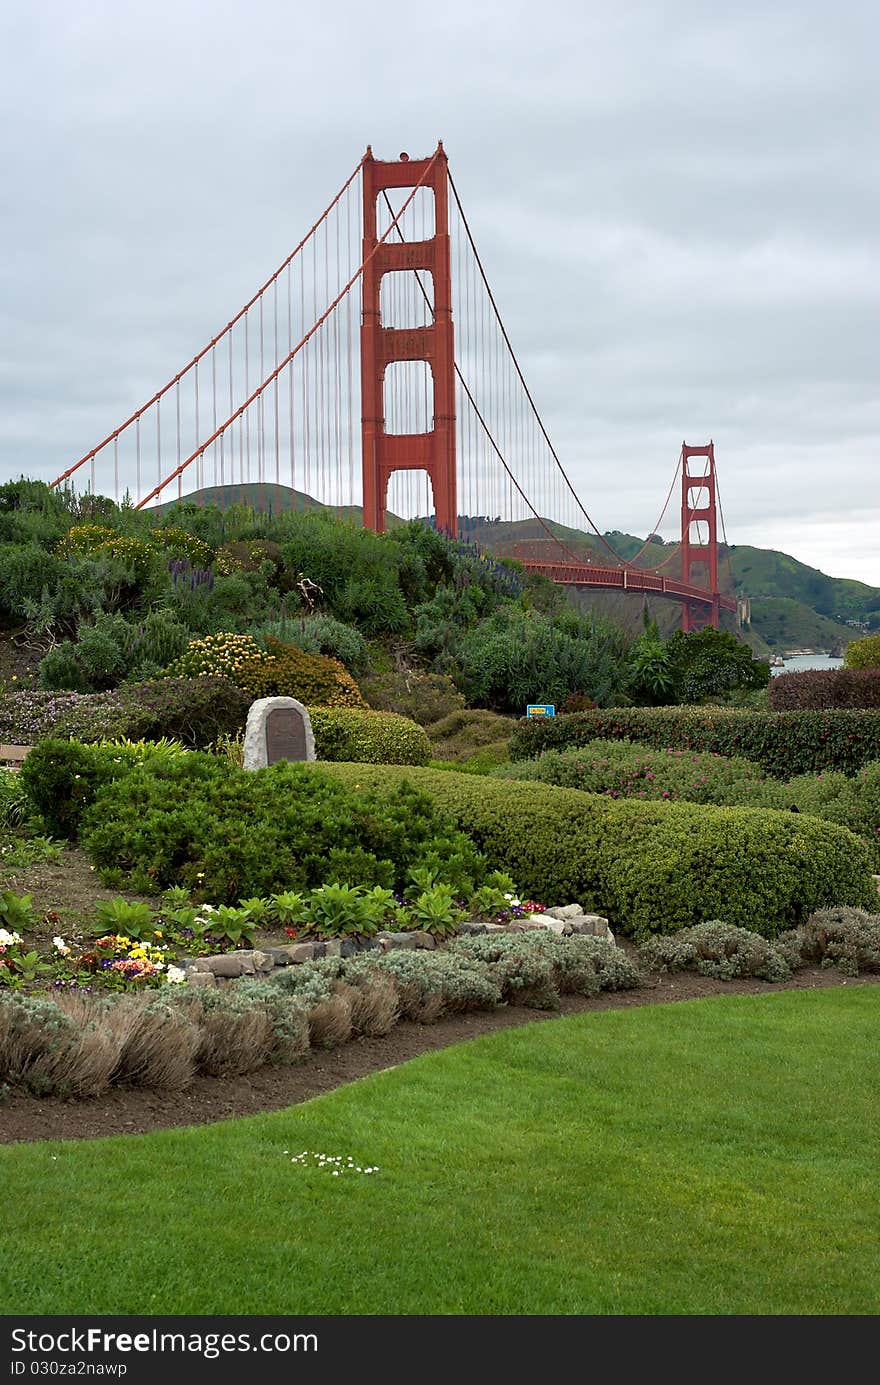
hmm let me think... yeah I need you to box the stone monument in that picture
[243,697,315,770]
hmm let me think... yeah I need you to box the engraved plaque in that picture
[265,707,307,765]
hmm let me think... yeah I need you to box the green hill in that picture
[727,545,880,624]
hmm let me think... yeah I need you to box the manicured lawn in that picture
[2,988,878,1315]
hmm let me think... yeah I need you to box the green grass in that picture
[2,988,879,1315]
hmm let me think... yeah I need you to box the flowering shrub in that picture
[164,632,268,682]
[58,525,156,582]
[150,526,213,568]
[496,741,775,805]
[236,639,366,708]
[495,741,880,869]
[0,677,249,750]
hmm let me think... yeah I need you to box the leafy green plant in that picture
[160,885,193,909]
[268,891,307,929]
[0,892,36,932]
[469,885,511,919]
[0,948,55,987]
[91,898,157,941]
[31,835,59,863]
[0,769,29,831]
[202,906,257,949]
[407,886,462,938]
[237,897,271,926]
[304,884,378,939]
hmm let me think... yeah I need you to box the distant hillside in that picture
[159,484,878,655]
[727,545,880,625]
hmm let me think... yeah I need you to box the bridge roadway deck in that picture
[521,561,736,611]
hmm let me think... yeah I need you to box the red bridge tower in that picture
[360,145,457,534]
[680,440,721,631]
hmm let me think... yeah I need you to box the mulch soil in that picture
[2,955,877,1147]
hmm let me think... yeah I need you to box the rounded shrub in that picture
[844,634,880,670]
[309,708,431,765]
[78,756,489,901]
[236,639,366,708]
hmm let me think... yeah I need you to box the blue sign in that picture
[526,704,556,718]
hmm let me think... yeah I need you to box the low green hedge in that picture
[508,707,880,777]
[309,708,432,766]
[321,764,878,937]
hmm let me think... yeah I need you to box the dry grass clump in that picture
[308,988,353,1047]
[345,973,399,1037]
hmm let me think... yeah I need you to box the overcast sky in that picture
[1,1,877,583]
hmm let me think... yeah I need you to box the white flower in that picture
[52,936,70,955]
[0,929,22,947]
[165,965,187,984]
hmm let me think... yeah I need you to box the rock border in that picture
[179,907,615,986]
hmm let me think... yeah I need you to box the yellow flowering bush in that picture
[151,526,213,568]
[164,633,268,683]
[58,525,156,581]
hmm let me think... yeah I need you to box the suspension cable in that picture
[378,189,584,565]
[448,169,683,570]
[51,156,366,489]
[136,152,442,509]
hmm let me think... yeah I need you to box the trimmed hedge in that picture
[507,707,880,777]
[321,764,878,937]
[308,708,432,765]
[769,667,880,710]
[494,741,880,869]
[0,678,249,749]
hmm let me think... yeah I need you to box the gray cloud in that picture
[1,0,877,581]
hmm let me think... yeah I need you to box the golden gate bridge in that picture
[50,143,735,632]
